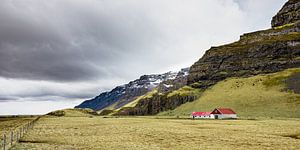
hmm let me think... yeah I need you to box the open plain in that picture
[5,116,300,150]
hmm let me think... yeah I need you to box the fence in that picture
[0,116,40,150]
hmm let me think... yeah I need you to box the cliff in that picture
[188,0,300,88]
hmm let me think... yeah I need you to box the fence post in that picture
[14,131,16,143]
[15,131,18,142]
[10,131,13,147]
[3,134,6,150]
[19,128,21,139]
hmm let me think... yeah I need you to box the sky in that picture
[0,0,287,115]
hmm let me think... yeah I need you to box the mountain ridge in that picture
[75,68,189,111]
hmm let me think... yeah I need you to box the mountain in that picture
[76,0,300,118]
[75,68,189,111]
[109,0,300,117]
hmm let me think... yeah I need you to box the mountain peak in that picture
[271,0,300,27]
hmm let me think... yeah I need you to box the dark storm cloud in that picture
[0,96,19,101]
[0,1,113,81]
[0,0,166,82]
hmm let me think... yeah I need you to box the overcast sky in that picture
[0,0,286,115]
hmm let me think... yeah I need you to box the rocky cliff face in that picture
[115,88,199,115]
[188,0,300,88]
[75,68,189,111]
[272,0,300,27]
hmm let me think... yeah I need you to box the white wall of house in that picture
[213,114,237,119]
[192,115,214,119]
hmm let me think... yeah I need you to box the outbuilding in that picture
[210,108,237,119]
[191,112,214,119]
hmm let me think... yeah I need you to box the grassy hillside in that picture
[98,89,159,115]
[159,68,300,118]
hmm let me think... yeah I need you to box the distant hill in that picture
[47,108,97,117]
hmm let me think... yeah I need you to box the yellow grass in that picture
[0,117,35,137]
[167,86,202,98]
[11,116,300,150]
[0,116,36,149]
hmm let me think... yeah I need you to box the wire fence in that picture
[0,116,40,150]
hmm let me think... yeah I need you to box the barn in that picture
[191,112,214,119]
[210,108,237,119]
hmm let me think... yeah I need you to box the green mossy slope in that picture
[159,68,300,118]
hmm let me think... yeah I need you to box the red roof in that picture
[211,108,236,114]
[192,112,211,116]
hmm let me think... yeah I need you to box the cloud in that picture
[0,77,126,101]
[234,0,287,29]
[0,99,84,115]
[0,0,287,114]
[0,0,283,82]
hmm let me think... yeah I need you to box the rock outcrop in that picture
[115,89,199,115]
[272,0,300,27]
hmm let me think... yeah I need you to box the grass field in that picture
[9,116,300,150]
